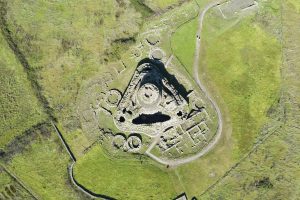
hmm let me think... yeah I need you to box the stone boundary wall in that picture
[51,122,115,200]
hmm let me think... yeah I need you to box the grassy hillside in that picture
[1,0,142,135]
[201,126,300,199]
[143,0,182,11]
[172,18,197,74]
[201,2,300,190]
[0,166,36,199]
[0,32,47,149]
[0,0,298,199]
[172,0,281,158]
[203,17,281,156]
[6,130,84,200]
[170,0,282,198]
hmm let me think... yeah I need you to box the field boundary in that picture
[51,122,116,199]
[199,122,283,196]
[170,0,288,197]
[199,0,287,194]
[0,1,55,121]
[0,164,40,200]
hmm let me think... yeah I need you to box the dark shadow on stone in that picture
[128,133,143,142]
[114,132,127,138]
[132,112,170,124]
[187,106,205,119]
[119,116,125,122]
[137,58,190,103]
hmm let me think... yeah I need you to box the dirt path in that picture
[190,0,223,159]
[146,1,223,166]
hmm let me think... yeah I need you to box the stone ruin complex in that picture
[114,60,188,137]
[79,56,218,164]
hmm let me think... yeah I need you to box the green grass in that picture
[0,167,35,199]
[172,1,281,157]
[171,18,198,74]
[0,169,11,186]
[174,144,234,198]
[144,0,182,11]
[6,132,82,200]
[0,0,145,159]
[202,17,281,156]
[201,126,300,200]
[180,1,300,198]
[130,0,154,17]
[169,0,282,197]
[287,0,300,12]
[0,32,47,149]
[3,0,143,135]
[73,145,177,200]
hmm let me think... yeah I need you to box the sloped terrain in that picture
[0,0,299,199]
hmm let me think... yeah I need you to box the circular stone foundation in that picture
[126,135,142,152]
[151,49,164,60]
[146,35,160,45]
[112,134,126,149]
[106,89,122,107]
[137,83,160,107]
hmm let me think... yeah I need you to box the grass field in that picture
[0,169,10,187]
[203,17,281,156]
[0,31,47,149]
[200,3,300,189]
[73,145,177,200]
[171,18,198,74]
[0,0,146,161]
[172,0,281,158]
[287,0,300,12]
[143,0,182,11]
[169,0,282,198]
[201,126,300,200]
[6,131,83,200]
[0,167,35,199]
[130,0,154,17]
[2,0,142,135]
[0,0,298,199]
